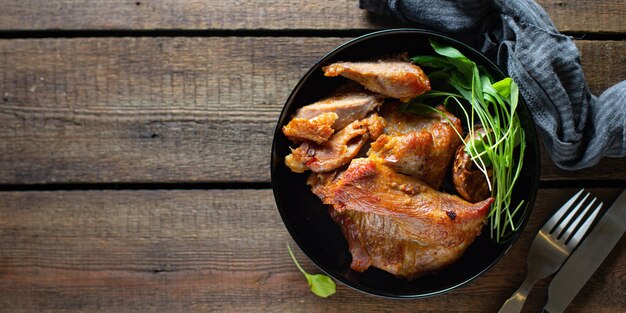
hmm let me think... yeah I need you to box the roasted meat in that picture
[367,103,463,188]
[378,103,461,136]
[285,114,386,173]
[293,85,384,130]
[283,112,338,144]
[309,158,493,279]
[453,129,492,203]
[284,53,499,280]
[322,59,430,101]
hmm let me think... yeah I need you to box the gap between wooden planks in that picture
[0,0,624,33]
[0,37,624,184]
[0,188,623,312]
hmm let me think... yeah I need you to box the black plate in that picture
[270,29,540,298]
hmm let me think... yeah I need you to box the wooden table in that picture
[0,1,624,312]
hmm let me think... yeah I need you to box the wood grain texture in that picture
[0,188,624,312]
[538,0,626,33]
[577,40,626,93]
[0,37,624,184]
[0,0,624,33]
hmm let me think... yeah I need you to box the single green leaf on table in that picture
[287,244,336,298]
[308,274,336,298]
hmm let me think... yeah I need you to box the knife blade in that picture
[543,189,626,313]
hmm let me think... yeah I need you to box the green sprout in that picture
[287,244,336,298]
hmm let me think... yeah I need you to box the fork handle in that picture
[498,276,537,313]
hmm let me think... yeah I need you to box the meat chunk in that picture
[294,85,384,130]
[453,129,492,203]
[285,114,386,173]
[378,102,461,137]
[282,112,338,144]
[322,59,430,102]
[367,103,462,188]
[309,158,492,279]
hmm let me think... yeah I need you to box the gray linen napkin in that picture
[360,0,626,170]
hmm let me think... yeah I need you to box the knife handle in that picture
[498,277,536,313]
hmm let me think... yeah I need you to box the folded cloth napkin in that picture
[360,0,626,170]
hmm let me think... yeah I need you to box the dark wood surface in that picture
[0,0,624,33]
[1,189,624,312]
[0,38,624,184]
[0,0,624,312]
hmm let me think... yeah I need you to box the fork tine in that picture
[552,192,590,236]
[560,197,596,241]
[566,201,603,247]
[553,194,592,238]
[543,189,585,230]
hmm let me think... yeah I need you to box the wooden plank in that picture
[538,0,626,33]
[0,37,624,184]
[0,188,623,312]
[0,0,624,33]
[577,40,626,94]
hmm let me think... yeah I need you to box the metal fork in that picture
[498,189,602,313]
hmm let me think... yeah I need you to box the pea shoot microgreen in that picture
[409,40,527,242]
[287,244,336,298]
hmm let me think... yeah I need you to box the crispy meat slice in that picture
[379,102,461,136]
[294,85,384,130]
[285,114,385,173]
[309,158,492,279]
[453,129,493,203]
[282,112,338,144]
[367,103,462,188]
[322,59,430,102]
[365,112,387,140]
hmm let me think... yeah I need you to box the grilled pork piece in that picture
[453,129,492,203]
[367,103,462,188]
[283,112,338,144]
[285,114,386,173]
[322,59,430,101]
[309,158,492,279]
[294,85,384,131]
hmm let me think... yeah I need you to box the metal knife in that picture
[542,189,626,313]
